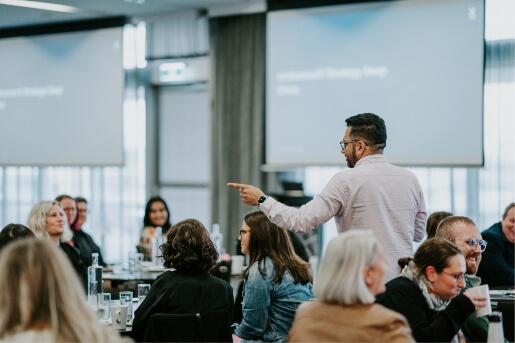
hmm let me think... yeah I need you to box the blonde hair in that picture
[0,239,126,342]
[314,230,378,305]
[26,200,61,239]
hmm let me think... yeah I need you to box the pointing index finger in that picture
[227,183,246,188]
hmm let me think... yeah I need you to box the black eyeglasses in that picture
[239,229,250,238]
[340,140,368,149]
[455,238,487,252]
[441,271,467,284]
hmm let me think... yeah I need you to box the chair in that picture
[143,308,232,342]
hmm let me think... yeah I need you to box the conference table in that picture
[103,264,165,298]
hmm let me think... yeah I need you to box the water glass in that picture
[97,292,111,321]
[128,252,144,274]
[138,283,151,303]
[119,291,133,321]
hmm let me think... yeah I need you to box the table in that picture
[103,265,165,298]
[489,290,514,342]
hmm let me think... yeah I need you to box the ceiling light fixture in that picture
[0,0,84,13]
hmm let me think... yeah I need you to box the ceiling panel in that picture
[0,0,249,29]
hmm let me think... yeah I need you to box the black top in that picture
[131,270,234,343]
[72,228,106,267]
[375,276,475,342]
[476,222,514,287]
[59,241,88,292]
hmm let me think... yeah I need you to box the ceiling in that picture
[0,0,254,30]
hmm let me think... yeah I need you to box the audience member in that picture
[376,238,487,342]
[232,211,313,343]
[477,202,515,287]
[229,113,426,282]
[137,196,172,261]
[426,211,453,239]
[435,216,499,343]
[131,219,233,343]
[0,239,129,342]
[55,194,77,244]
[0,223,35,251]
[72,196,106,267]
[27,200,88,291]
[288,230,414,342]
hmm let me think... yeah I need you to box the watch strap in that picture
[258,195,269,204]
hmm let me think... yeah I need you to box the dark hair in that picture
[75,196,87,204]
[0,224,36,252]
[503,202,515,218]
[426,211,453,238]
[435,216,476,241]
[243,211,312,284]
[143,196,172,234]
[345,113,387,150]
[398,237,462,278]
[159,219,218,272]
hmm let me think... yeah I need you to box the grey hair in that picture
[314,230,378,305]
[26,201,62,239]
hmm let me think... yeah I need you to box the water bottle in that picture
[211,223,224,254]
[152,226,163,265]
[487,311,504,343]
[88,253,103,308]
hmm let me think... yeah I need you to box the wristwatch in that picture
[257,195,269,205]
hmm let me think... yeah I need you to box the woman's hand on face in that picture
[463,290,488,311]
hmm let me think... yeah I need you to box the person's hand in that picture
[232,334,242,343]
[227,183,265,206]
[463,290,488,312]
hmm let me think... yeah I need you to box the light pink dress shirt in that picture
[260,154,426,282]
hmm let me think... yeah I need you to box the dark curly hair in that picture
[159,219,218,272]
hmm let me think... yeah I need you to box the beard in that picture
[465,253,480,274]
[346,146,358,168]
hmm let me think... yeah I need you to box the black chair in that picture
[143,308,232,342]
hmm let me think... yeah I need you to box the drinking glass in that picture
[119,291,134,321]
[138,283,151,303]
[128,252,144,274]
[97,292,111,321]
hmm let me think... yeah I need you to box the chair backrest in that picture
[143,308,232,342]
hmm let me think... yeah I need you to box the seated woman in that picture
[137,196,172,261]
[376,237,487,342]
[233,210,314,343]
[131,219,234,342]
[27,200,88,291]
[0,239,127,342]
[288,230,414,342]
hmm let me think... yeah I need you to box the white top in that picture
[261,154,426,282]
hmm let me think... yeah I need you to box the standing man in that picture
[477,202,515,287]
[436,216,493,343]
[228,113,426,282]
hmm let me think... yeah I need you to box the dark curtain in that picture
[209,14,267,254]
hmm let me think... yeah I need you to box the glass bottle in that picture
[88,253,103,308]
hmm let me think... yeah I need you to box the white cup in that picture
[231,255,245,275]
[111,305,128,329]
[467,284,492,317]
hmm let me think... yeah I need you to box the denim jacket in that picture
[233,257,314,343]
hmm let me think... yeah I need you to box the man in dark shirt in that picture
[73,197,106,267]
[477,202,515,287]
